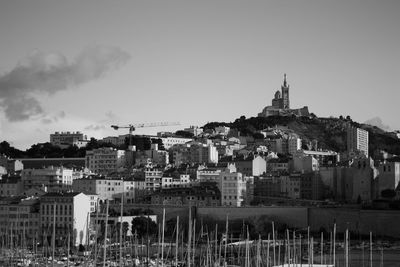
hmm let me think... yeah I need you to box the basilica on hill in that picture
[258,74,310,117]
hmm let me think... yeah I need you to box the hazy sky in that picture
[0,0,399,149]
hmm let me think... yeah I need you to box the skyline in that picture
[0,0,399,149]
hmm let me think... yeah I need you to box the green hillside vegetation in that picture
[0,135,165,159]
[204,115,400,156]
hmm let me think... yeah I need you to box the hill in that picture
[203,115,400,156]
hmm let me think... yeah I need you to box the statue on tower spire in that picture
[283,73,287,87]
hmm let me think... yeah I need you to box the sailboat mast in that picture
[175,216,179,267]
[321,231,324,265]
[272,221,276,266]
[93,199,100,266]
[103,200,109,267]
[52,202,56,267]
[119,185,124,267]
[161,208,165,267]
[370,231,372,267]
[67,230,70,267]
[224,215,228,266]
[333,223,336,266]
[192,218,196,266]
[187,206,192,267]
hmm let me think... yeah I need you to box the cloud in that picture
[85,124,106,131]
[85,111,120,131]
[0,45,130,121]
[41,111,67,124]
[364,117,391,132]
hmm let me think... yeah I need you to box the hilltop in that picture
[203,115,400,157]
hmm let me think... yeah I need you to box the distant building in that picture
[50,131,88,148]
[214,126,230,136]
[254,174,282,203]
[234,155,267,177]
[280,174,300,199]
[151,182,221,206]
[0,155,23,174]
[288,134,302,155]
[196,164,236,183]
[344,158,376,202]
[291,154,319,173]
[266,158,289,173]
[258,74,309,117]
[173,142,219,165]
[134,144,169,167]
[72,177,145,204]
[183,126,203,137]
[21,167,75,192]
[347,126,369,158]
[17,157,85,170]
[0,176,24,196]
[296,150,339,167]
[0,196,40,241]
[39,192,91,246]
[220,171,247,207]
[161,174,190,189]
[144,168,163,191]
[85,148,127,175]
[377,160,400,196]
[158,136,193,150]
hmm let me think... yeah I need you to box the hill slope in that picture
[204,115,400,156]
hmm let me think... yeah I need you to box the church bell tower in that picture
[281,73,290,109]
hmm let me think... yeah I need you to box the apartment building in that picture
[0,196,40,241]
[220,171,247,207]
[50,131,88,148]
[40,192,91,246]
[21,167,74,192]
[347,126,369,158]
[85,147,126,175]
[73,177,146,204]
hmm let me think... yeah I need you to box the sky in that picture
[0,0,399,149]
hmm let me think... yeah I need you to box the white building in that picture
[288,135,302,155]
[235,156,266,177]
[50,131,88,148]
[145,168,163,191]
[214,126,230,136]
[347,126,369,157]
[40,192,91,246]
[183,126,203,137]
[85,148,126,175]
[21,167,74,191]
[161,174,190,188]
[72,177,146,204]
[219,171,247,207]
[158,136,193,150]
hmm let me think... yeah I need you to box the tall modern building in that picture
[347,126,369,157]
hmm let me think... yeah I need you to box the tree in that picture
[381,189,396,199]
[252,132,265,140]
[131,216,158,239]
[175,130,194,138]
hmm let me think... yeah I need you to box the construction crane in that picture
[111,121,180,147]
